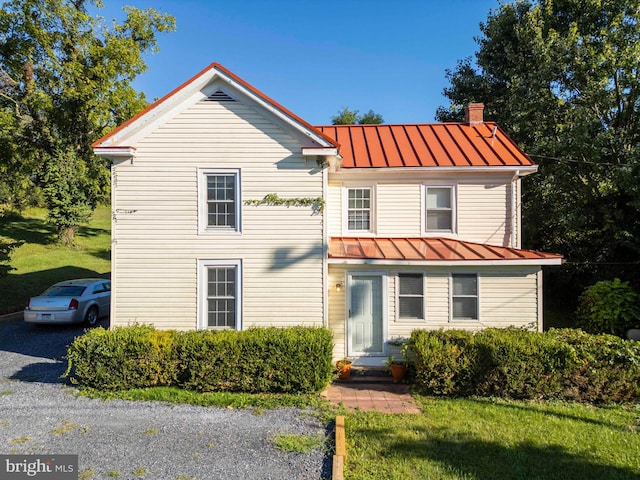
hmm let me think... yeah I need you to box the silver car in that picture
[24,278,111,327]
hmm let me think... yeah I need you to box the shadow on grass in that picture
[360,425,639,480]
[466,397,634,434]
[0,211,57,245]
[77,224,109,238]
[90,248,111,262]
[0,266,110,313]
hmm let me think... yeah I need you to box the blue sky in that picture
[96,0,500,125]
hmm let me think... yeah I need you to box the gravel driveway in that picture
[0,319,331,479]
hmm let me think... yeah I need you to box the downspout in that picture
[322,158,329,329]
[511,169,520,248]
[110,165,117,330]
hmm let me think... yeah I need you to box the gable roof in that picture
[317,123,534,169]
[329,237,563,266]
[93,63,338,153]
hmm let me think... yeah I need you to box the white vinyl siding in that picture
[328,265,542,358]
[327,178,512,244]
[111,99,324,330]
[457,182,510,245]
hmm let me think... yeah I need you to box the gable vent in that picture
[203,90,236,102]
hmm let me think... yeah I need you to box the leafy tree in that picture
[331,106,384,125]
[357,109,384,124]
[437,0,640,300]
[577,278,640,336]
[0,0,175,244]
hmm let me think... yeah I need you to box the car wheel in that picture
[84,306,99,327]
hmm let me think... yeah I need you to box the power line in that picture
[529,154,636,168]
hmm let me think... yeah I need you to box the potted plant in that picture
[384,342,410,382]
[335,357,353,379]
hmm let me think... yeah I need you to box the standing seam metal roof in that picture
[317,123,534,168]
[329,237,563,262]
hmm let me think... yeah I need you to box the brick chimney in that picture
[465,103,484,125]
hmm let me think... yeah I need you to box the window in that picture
[452,274,478,320]
[199,170,240,233]
[347,187,372,232]
[425,186,454,232]
[398,273,424,319]
[199,260,241,329]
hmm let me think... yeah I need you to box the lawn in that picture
[344,396,640,480]
[0,206,111,313]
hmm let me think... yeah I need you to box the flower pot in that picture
[390,363,407,382]
[336,360,352,379]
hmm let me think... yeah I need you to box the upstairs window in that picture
[347,187,373,232]
[398,273,424,320]
[199,170,240,233]
[451,274,478,320]
[425,186,455,232]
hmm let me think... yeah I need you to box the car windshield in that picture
[42,285,87,297]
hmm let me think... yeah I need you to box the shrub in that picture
[576,278,640,336]
[65,325,179,390]
[547,328,640,403]
[472,328,574,400]
[66,325,334,394]
[411,327,640,404]
[410,329,476,396]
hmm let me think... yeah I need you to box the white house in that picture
[93,63,562,364]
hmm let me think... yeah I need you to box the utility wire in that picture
[529,154,637,168]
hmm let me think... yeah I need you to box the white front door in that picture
[348,274,384,356]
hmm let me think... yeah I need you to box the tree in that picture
[437,0,640,301]
[331,107,384,125]
[0,0,175,244]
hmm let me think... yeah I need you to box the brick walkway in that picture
[322,378,422,414]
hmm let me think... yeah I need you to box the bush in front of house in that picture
[175,326,334,393]
[65,325,180,390]
[576,278,640,337]
[65,325,334,394]
[411,329,476,396]
[410,327,640,404]
[547,328,640,403]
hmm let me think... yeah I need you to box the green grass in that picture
[272,433,326,453]
[78,386,332,413]
[344,396,640,480]
[0,206,111,313]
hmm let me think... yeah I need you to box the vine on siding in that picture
[244,193,325,214]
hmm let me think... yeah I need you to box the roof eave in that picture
[327,258,563,266]
[93,146,137,158]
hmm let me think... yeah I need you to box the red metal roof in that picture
[329,237,562,264]
[317,124,534,168]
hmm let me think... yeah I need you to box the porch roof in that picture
[328,237,563,266]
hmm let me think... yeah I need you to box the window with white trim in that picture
[347,187,373,232]
[451,274,478,320]
[425,185,455,232]
[199,170,240,233]
[398,273,424,320]
[199,260,241,330]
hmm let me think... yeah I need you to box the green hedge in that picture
[410,328,640,404]
[65,325,334,394]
